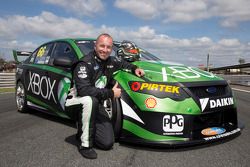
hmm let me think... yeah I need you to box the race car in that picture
[14,38,241,147]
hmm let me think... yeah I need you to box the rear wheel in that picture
[16,81,28,113]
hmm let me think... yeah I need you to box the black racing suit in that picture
[65,50,137,149]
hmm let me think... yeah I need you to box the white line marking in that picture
[162,67,168,81]
[0,92,14,95]
[232,88,250,93]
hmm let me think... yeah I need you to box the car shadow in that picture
[65,134,79,148]
[26,109,242,152]
[27,108,76,128]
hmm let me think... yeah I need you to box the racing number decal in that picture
[37,46,46,57]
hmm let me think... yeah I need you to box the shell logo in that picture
[145,97,157,108]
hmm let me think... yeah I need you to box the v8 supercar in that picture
[14,38,241,147]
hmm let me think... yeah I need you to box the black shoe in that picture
[78,146,97,159]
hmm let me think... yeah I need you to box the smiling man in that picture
[65,33,144,159]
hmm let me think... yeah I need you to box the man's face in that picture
[95,36,113,60]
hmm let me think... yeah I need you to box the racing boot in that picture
[78,146,97,159]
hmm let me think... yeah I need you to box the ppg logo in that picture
[163,115,184,132]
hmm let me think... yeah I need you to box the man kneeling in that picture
[65,34,144,159]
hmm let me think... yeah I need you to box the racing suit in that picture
[65,50,137,149]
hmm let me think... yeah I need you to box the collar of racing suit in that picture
[93,50,111,63]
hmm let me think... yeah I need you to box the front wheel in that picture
[16,81,28,113]
[104,98,122,140]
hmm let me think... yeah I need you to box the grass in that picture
[0,87,15,93]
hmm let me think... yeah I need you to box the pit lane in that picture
[0,86,249,167]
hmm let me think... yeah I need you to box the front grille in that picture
[193,111,223,129]
[188,85,229,98]
[192,108,237,131]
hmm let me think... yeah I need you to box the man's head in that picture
[94,33,113,60]
[117,41,140,62]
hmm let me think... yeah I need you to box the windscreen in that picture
[76,40,161,62]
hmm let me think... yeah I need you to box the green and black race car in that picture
[14,38,241,147]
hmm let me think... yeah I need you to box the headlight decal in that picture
[121,99,144,124]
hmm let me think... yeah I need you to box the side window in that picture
[34,43,53,64]
[76,40,95,55]
[29,50,38,63]
[50,42,78,66]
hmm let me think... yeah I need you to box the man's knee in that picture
[96,137,114,150]
[95,122,114,150]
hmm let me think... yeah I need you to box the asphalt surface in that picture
[0,86,249,167]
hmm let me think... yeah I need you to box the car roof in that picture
[49,38,96,43]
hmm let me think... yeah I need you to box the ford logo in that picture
[206,87,217,94]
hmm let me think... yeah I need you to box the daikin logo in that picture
[200,98,210,111]
[199,97,234,111]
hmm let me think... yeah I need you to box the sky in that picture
[0,0,250,67]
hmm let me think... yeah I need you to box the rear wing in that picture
[12,50,32,64]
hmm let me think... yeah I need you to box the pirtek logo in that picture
[199,97,234,111]
[131,82,180,94]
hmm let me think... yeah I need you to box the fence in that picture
[0,73,15,88]
[218,74,250,86]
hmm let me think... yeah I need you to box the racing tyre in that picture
[111,98,122,140]
[16,81,28,113]
[104,98,122,140]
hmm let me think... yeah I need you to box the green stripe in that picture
[59,79,70,100]
[26,64,72,78]
[123,120,188,141]
[27,95,70,119]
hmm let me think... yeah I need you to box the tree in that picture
[0,57,6,65]
[238,58,245,64]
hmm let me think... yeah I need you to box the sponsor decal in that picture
[27,72,57,103]
[203,128,240,141]
[58,78,71,110]
[95,76,107,88]
[130,82,180,94]
[201,127,226,136]
[199,97,234,111]
[131,82,141,91]
[78,66,87,79]
[167,66,216,79]
[93,65,99,70]
[163,115,184,135]
[206,87,217,94]
[159,66,217,81]
[37,46,46,57]
[145,97,157,108]
[107,65,114,68]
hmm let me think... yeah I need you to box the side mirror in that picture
[53,56,73,68]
